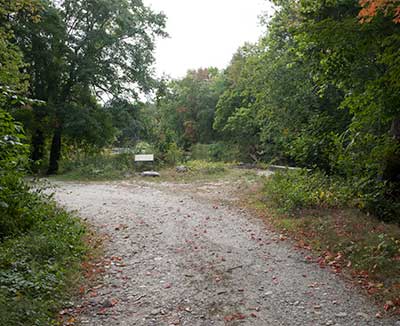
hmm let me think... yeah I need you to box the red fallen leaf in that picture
[224,316,233,322]
[79,286,85,294]
[110,298,118,306]
[384,301,394,311]
[111,256,123,261]
[98,307,107,315]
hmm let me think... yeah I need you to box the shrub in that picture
[59,152,137,179]
[164,143,183,166]
[264,170,354,214]
[186,160,227,175]
[264,169,400,222]
[191,142,240,162]
[0,182,87,326]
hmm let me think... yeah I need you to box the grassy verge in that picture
[56,156,244,184]
[0,177,90,326]
[247,171,400,315]
[148,160,235,183]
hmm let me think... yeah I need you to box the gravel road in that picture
[53,179,399,326]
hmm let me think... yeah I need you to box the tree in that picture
[156,68,224,149]
[0,0,41,172]
[358,0,400,23]
[13,0,166,173]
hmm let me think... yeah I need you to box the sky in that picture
[144,0,274,79]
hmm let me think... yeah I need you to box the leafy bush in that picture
[164,143,184,166]
[0,173,45,239]
[0,109,28,172]
[264,170,400,222]
[59,153,137,179]
[0,178,87,326]
[0,203,87,325]
[264,170,355,213]
[191,142,240,162]
[191,144,210,161]
[186,160,227,175]
[133,141,155,154]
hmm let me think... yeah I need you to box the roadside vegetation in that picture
[248,173,400,315]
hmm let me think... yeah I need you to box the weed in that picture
[0,180,88,326]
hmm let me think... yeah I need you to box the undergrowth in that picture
[58,153,138,180]
[0,175,88,326]
[255,170,400,314]
[263,169,400,223]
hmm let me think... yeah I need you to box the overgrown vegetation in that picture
[0,110,88,325]
[264,170,400,223]
[0,2,90,324]
[251,177,400,313]
[0,189,87,325]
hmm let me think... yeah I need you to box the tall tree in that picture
[14,0,166,173]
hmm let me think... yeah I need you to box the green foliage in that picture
[0,193,87,326]
[164,143,184,166]
[264,170,352,213]
[264,170,400,222]
[0,174,43,239]
[10,0,167,173]
[59,153,137,180]
[105,99,154,147]
[133,141,155,155]
[186,160,227,175]
[64,104,117,154]
[0,110,28,172]
[155,68,225,150]
[191,142,241,162]
[211,0,399,220]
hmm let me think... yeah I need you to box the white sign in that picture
[134,154,154,162]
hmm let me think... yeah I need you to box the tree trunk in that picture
[391,116,400,141]
[30,128,44,171]
[47,127,62,175]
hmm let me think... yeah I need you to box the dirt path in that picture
[53,179,398,326]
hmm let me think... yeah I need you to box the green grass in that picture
[57,156,241,183]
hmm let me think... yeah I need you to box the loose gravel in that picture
[53,180,399,326]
